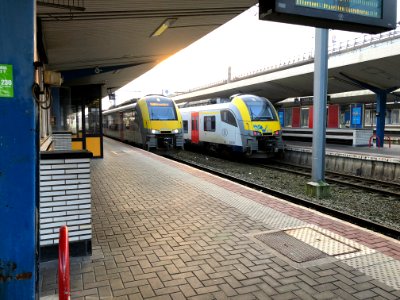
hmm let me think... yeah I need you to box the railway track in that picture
[164,153,400,240]
[261,162,400,199]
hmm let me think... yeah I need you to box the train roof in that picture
[103,95,177,115]
[179,102,234,112]
[103,103,136,115]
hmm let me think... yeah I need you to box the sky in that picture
[103,3,400,109]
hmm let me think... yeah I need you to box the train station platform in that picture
[40,137,400,299]
[284,140,400,161]
[283,140,400,182]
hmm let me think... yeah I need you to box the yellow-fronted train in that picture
[179,94,284,158]
[103,95,184,150]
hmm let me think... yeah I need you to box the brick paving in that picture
[40,138,400,299]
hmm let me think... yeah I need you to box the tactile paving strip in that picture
[359,260,400,290]
[285,227,359,256]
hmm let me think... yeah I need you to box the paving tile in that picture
[39,139,400,299]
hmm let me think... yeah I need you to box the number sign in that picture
[0,64,14,98]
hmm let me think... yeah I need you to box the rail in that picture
[58,225,70,300]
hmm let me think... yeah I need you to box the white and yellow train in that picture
[103,95,184,150]
[179,94,284,157]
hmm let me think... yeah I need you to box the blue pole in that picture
[0,1,38,299]
[375,92,387,147]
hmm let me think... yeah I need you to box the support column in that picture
[375,92,387,147]
[306,28,330,198]
[0,1,38,299]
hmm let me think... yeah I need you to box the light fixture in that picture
[150,18,177,37]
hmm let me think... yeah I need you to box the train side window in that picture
[284,108,292,127]
[183,120,188,133]
[204,116,216,132]
[221,110,237,127]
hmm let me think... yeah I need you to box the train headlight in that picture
[151,129,160,134]
[252,131,262,136]
[172,129,179,134]
[274,130,282,136]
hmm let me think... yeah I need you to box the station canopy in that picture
[36,0,257,93]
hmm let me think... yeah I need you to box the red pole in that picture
[58,225,70,300]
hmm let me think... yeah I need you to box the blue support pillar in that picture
[0,1,38,299]
[339,72,398,148]
[376,92,387,147]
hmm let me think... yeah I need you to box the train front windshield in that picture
[243,96,277,121]
[147,98,178,120]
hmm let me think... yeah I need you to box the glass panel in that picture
[51,87,72,132]
[204,116,216,132]
[147,97,177,120]
[221,110,237,127]
[364,108,376,126]
[67,105,82,138]
[242,95,277,121]
[300,108,309,127]
[391,109,399,125]
[284,108,292,127]
[85,98,100,135]
[123,111,133,129]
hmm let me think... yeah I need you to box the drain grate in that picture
[254,230,329,263]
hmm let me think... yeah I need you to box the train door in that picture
[292,107,301,127]
[308,106,313,128]
[220,110,238,145]
[327,104,339,128]
[191,112,199,143]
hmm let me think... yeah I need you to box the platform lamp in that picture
[150,18,177,37]
[107,88,116,107]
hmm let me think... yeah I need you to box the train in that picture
[102,95,184,150]
[276,93,400,145]
[179,94,284,158]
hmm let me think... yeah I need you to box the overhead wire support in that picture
[37,0,86,11]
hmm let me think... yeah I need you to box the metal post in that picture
[306,28,330,198]
[375,92,387,147]
[0,0,38,298]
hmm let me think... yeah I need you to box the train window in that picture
[364,109,376,127]
[147,98,177,120]
[391,109,400,125]
[123,111,134,129]
[204,116,216,132]
[183,120,188,133]
[221,110,237,127]
[242,96,277,121]
[300,108,309,127]
[284,108,292,127]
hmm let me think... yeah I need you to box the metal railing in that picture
[58,225,70,300]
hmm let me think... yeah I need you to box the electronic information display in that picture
[259,0,396,34]
[295,0,382,18]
